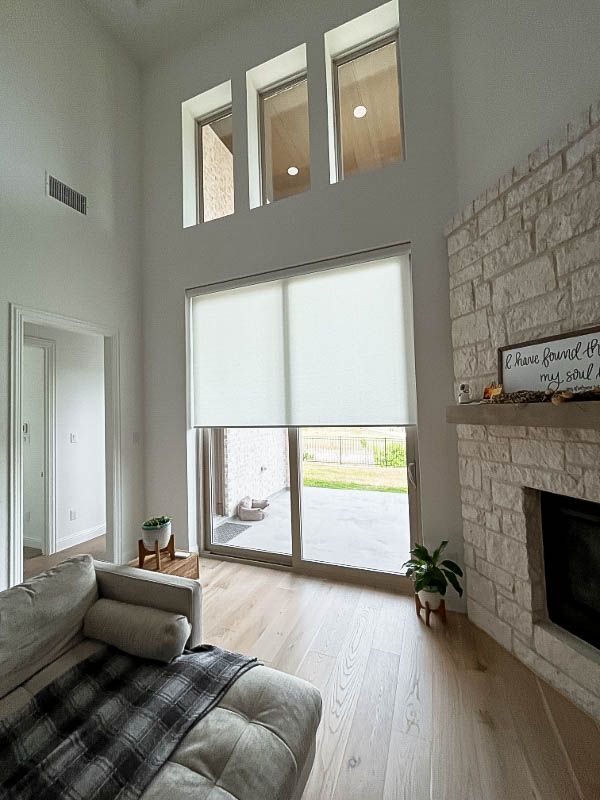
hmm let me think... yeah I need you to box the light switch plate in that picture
[70,433,78,444]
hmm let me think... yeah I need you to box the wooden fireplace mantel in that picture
[446,401,600,430]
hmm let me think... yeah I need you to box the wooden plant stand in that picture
[131,547,200,580]
[138,533,175,571]
[415,593,447,627]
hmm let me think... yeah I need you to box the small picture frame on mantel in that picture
[498,325,600,394]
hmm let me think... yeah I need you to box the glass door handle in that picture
[407,462,417,489]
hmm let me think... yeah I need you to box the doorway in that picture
[202,425,419,586]
[10,305,122,586]
[298,426,415,572]
[22,336,54,563]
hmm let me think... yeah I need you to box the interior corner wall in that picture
[0,0,145,586]
[141,0,463,602]
[448,0,600,206]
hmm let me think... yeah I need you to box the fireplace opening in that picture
[541,491,600,650]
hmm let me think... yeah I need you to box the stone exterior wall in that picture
[223,429,290,517]
[446,99,600,719]
[202,125,234,222]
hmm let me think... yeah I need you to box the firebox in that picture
[541,491,600,651]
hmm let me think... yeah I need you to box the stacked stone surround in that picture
[446,99,600,719]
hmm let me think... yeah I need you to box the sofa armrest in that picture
[93,561,202,648]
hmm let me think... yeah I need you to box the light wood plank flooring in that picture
[23,535,106,579]
[199,557,600,800]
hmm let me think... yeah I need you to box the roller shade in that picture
[191,254,416,427]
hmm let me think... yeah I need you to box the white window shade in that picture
[191,254,417,427]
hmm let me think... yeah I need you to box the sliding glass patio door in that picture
[298,426,416,574]
[202,424,419,581]
[191,246,420,582]
[204,427,293,564]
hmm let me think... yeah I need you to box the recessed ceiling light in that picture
[287,166,299,176]
[353,105,367,119]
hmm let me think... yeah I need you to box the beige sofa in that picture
[0,555,321,799]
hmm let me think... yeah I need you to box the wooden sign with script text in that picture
[499,327,600,393]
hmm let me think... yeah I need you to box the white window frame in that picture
[332,29,405,182]
[246,44,308,210]
[181,80,232,228]
[258,72,309,206]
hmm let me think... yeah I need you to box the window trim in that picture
[332,29,404,182]
[258,72,309,206]
[195,105,234,224]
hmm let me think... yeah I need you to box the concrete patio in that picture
[214,486,411,573]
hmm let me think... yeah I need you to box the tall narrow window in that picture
[334,35,403,179]
[260,76,310,204]
[197,109,234,222]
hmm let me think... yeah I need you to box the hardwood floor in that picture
[18,546,600,796]
[22,535,107,579]
[198,556,600,800]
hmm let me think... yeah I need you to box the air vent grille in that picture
[47,175,87,215]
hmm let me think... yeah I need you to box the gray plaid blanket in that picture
[0,645,257,800]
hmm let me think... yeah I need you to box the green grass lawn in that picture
[304,477,407,493]
[302,463,408,493]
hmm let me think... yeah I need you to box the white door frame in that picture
[23,335,56,556]
[9,304,122,586]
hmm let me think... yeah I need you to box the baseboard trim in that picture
[57,524,106,551]
[23,536,43,550]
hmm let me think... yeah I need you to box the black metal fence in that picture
[302,436,406,467]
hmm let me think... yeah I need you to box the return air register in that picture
[47,174,87,215]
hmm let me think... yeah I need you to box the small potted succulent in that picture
[402,540,463,610]
[141,515,172,550]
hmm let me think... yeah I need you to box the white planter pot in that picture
[417,589,442,610]
[142,521,171,550]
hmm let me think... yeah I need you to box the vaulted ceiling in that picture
[81,0,257,64]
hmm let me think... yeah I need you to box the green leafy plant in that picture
[402,541,463,596]
[142,515,171,529]
[373,442,406,468]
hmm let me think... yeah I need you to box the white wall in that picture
[6,0,592,598]
[25,324,106,549]
[448,0,600,206]
[142,0,464,601]
[0,0,145,586]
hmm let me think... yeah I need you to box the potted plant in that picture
[402,540,463,610]
[141,515,172,550]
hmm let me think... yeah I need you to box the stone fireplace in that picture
[445,98,600,718]
[541,491,600,652]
